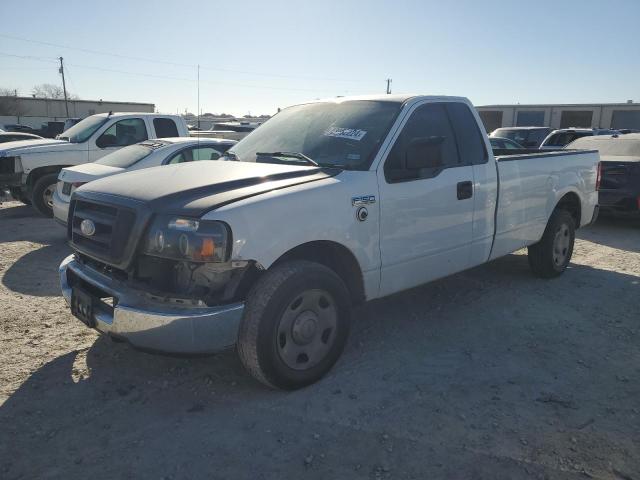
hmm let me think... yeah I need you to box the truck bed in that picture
[489,148,599,260]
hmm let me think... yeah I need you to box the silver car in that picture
[53,137,236,226]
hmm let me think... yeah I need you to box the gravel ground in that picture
[0,200,638,480]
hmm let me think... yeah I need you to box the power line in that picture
[0,52,348,94]
[0,33,370,84]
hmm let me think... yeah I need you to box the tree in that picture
[31,83,79,100]
[0,88,28,119]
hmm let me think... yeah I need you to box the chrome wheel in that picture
[552,223,571,266]
[276,289,338,371]
[42,183,55,209]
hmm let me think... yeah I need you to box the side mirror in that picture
[96,134,117,148]
[406,136,444,169]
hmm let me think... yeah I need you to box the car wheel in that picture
[237,260,351,390]
[528,209,575,278]
[32,173,58,217]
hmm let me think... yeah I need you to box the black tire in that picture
[237,260,351,390]
[31,173,58,217]
[8,187,31,205]
[528,209,575,278]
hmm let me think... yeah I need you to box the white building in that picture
[476,102,640,133]
[0,96,155,129]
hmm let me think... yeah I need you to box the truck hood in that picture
[0,138,74,156]
[77,161,339,216]
[59,163,125,184]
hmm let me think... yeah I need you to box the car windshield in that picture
[226,100,402,170]
[567,136,640,156]
[59,115,109,143]
[95,143,156,168]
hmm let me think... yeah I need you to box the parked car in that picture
[59,94,599,389]
[189,129,249,141]
[0,112,188,217]
[540,128,620,150]
[35,121,66,138]
[53,137,236,225]
[0,132,43,144]
[489,137,524,149]
[566,133,640,217]
[63,118,82,132]
[3,124,37,134]
[489,127,552,148]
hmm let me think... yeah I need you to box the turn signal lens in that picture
[200,237,215,258]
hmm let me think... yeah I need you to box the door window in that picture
[384,103,460,183]
[96,118,148,148]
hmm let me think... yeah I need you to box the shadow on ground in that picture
[1,257,638,479]
[579,215,640,252]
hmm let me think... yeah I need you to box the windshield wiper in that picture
[256,151,319,167]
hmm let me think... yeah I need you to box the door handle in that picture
[457,181,473,200]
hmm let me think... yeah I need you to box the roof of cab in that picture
[309,94,472,105]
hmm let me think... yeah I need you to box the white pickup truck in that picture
[58,95,599,389]
[0,112,188,216]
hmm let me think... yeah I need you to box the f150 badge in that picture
[351,195,376,206]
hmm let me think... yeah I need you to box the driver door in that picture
[377,102,476,297]
[89,118,149,162]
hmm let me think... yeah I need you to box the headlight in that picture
[142,215,231,263]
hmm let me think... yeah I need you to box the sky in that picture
[1,0,639,117]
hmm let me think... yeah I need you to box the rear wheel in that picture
[31,173,58,217]
[528,209,575,278]
[237,260,351,390]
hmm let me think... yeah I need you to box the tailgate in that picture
[600,161,639,191]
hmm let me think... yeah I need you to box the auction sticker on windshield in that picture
[324,127,367,141]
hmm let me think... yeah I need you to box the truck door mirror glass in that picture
[96,134,117,148]
[405,136,444,169]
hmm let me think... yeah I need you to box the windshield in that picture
[60,115,109,143]
[567,136,640,156]
[227,100,402,170]
[95,143,155,168]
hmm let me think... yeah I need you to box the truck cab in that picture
[0,112,188,216]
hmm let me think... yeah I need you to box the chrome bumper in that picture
[59,254,244,354]
[52,189,69,227]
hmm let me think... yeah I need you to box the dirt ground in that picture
[0,199,638,480]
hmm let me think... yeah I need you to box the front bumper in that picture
[52,189,69,227]
[59,254,244,354]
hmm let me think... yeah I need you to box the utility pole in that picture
[197,64,201,129]
[58,57,69,118]
[386,78,392,95]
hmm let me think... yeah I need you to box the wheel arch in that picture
[554,190,582,228]
[271,240,366,305]
[26,165,72,188]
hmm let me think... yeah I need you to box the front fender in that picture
[202,171,382,298]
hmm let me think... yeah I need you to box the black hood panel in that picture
[78,161,338,217]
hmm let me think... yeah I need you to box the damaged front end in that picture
[60,211,262,354]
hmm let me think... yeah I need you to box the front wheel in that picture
[31,173,58,217]
[528,209,575,278]
[237,260,351,390]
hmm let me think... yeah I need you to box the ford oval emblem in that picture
[80,219,96,236]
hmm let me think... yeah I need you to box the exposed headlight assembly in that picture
[143,215,231,263]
